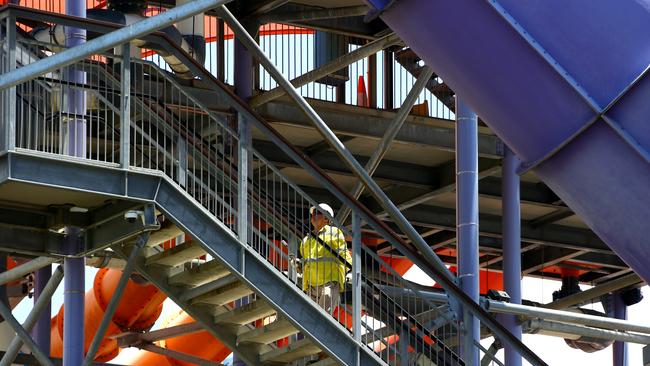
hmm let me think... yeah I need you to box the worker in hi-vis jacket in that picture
[298,203,352,315]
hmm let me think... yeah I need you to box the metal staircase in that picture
[1,13,465,366]
[394,47,455,112]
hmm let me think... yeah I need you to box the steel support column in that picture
[612,292,628,366]
[456,97,480,366]
[63,0,87,362]
[502,146,522,366]
[233,27,253,366]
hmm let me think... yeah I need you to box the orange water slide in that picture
[50,268,168,361]
[47,266,230,364]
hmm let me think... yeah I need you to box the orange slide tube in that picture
[47,266,231,364]
[50,268,167,362]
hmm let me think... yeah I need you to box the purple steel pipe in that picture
[368,0,650,285]
[502,146,522,366]
[32,266,52,356]
[63,0,86,364]
[612,293,628,366]
[456,97,479,365]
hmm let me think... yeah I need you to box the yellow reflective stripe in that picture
[303,257,340,264]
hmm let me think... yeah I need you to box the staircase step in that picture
[309,357,338,366]
[394,47,420,63]
[214,300,275,325]
[190,281,253,306]
[237,318,298,345]
[147,221,183,247]
[168,260,230,287]
[259,338,322,363]
[145,240,206,267]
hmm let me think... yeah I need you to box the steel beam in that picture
[256,99,504,158]
[249,32,401,107]
[258,5,368,23]
[84,204,159,255]
[337,66,434,223]
[544,273,643,310]
[0,0,233,91]
[138,343,224,366]
[0,257,57,286]
[525,319,650,345]
[0,226,65,255]
[117,323,204,347]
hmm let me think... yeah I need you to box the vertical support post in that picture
[120,44,131,169]
[217,18,225,82]
[237,112,250,249]
[63,0,86,363]
[33,265,52,356]
[383,49,394,109]
[456,97,479,366]
[612,292,628,366]
[351,213,362,343]
[5,15,16,152]
[368,52,377,108]
[502,146,522,366]
[233,28,253,366]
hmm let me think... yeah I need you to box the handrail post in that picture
[5,14,16,152]
[120,43,131,169]
[351,213,362,342]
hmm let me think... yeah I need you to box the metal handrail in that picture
[1,7,465,364]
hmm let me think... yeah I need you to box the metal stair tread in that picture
[214,300,275,325]
[168,259,230,287]
[259,338,322,363]
[145,240,206,267]
[237,318,298,345]
[190,281,254,306]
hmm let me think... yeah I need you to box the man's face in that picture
[311,211,327,230]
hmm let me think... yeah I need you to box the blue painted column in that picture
[232,23,254,366]
[456,97,479,366]
[612,292,628,366]
[33,266,52,356]
[63,0,86,363]
[502,146,522,366]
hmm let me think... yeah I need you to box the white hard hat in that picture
[310,203,334,218]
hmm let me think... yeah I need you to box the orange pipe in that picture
[50,268,167,362]
[128,310,230,366]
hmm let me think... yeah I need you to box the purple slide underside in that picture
[369,0,650,282]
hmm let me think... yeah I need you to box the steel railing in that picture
[0,10,464,366]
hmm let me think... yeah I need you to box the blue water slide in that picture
[367,0,650,282]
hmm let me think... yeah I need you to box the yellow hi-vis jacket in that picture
[299,225,352,292]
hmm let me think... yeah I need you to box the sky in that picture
[10,264,649,365]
